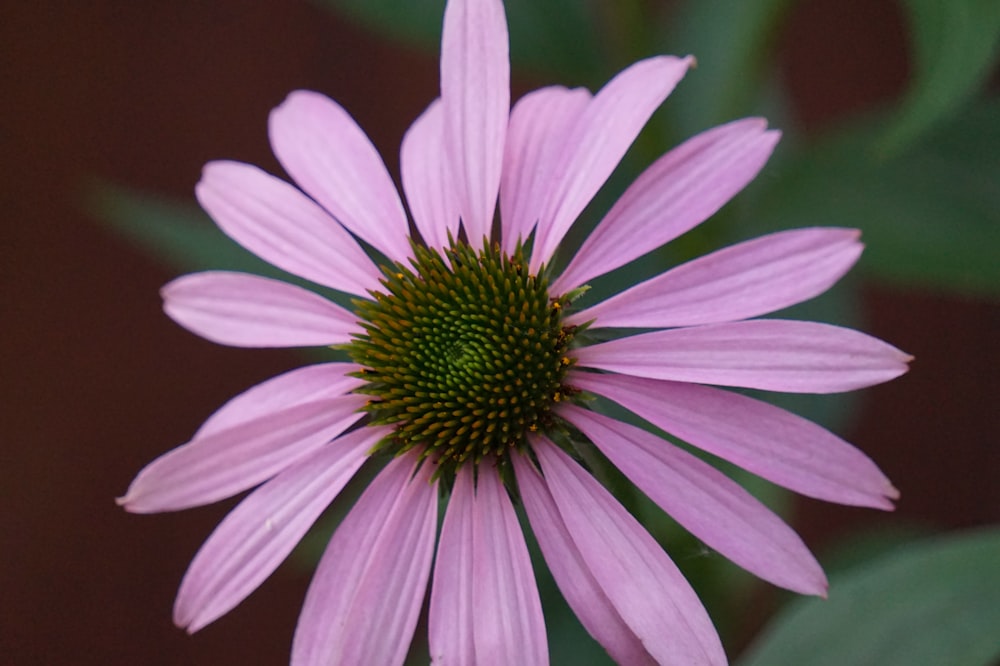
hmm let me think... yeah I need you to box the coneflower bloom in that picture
[119,0,911,663]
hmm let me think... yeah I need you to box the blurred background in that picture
[3,0,998,664]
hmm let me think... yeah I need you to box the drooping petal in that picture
[292,453,437,666]
[336,465,439,664]
[440,0,510,245]
[195,161,382,296]
[553,118,779,293]
[195,362,361,438]
[513,454,655,666]
[401,99,461,251]
[293,456,415,665]
[532,438,727,666]
[561,404,827,595]
[571,371,899,508]
[530,55,693,272]
[118,393,367,513]
[499,86,591,255]
[430,466,477,665]
[574,319,912,394]
[268,90,412,262]
[162,271,359,348]
[173,426,385,632]
[570,228,863,328]
[472,466,548,665]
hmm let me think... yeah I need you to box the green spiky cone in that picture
[347,241,577,481]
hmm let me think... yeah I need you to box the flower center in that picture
[348,242,575,478]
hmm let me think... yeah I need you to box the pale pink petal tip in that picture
[195,160,381,296]
[267,90,412,263]
[553,116,781,291]
[560,404,827,596]
[171,427,379,633]
[500,85,592,254]
[120,365,365,514]
[530,54,695,271]
[161,271,358,349]
[570,371,900,510]
[440,0,511,246]
[570,227,866,329]
[117,394,365,514]
[575,320,912,394]
[401,99,460,251]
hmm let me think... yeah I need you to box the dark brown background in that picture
[3,1,997,664]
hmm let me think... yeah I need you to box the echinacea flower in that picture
[119,0,911,663]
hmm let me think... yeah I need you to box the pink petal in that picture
[292,453,437,666]
[401,99,461,251]
[162,271,359,348]
[532,438,727,665]
[173,426,385,632]
[195,161,382,296]
[530,55,693,272]
[570,228,863,328]
[472,466,548,665]
[553,118,780,293]
[561,404,827,595]
[574,319,912,394]
[268,90,412,263]
[195,362,361,438]
[499,86,591,255]
[440,0,510,246]
[118,393,367,513]
[429,465,476,665]
[336,465,439,664]
[570,371,899,508]
[513,454,655,666]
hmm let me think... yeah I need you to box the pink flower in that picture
[119,0,911,664]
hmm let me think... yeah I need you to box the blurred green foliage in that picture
[883,0,1000,153]
[663,0,795,134]
[738,528,1000,666]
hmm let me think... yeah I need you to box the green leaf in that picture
[501,0,605,79]
[663,0,795,134]
[755,99,1000,299]
[881,0,1000,153]
[819,524,934,577]
[738,527,1000,666]
[314,0,603,80]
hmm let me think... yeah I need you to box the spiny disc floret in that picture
[348,242,574,474]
